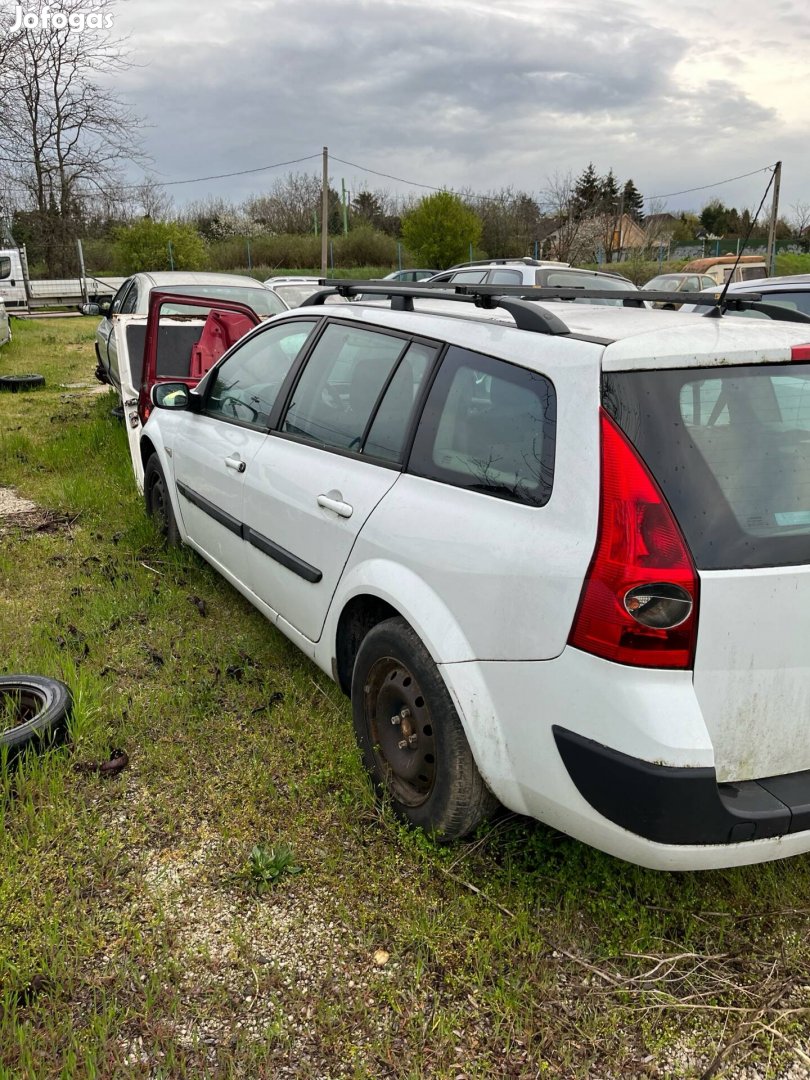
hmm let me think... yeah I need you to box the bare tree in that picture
[245,173,324,235]
[0,0,144,273]
[540,171,587,262]
[790,201,810,240]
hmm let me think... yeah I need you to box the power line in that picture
[329,155,505,203]
[645,164,777,202]
[157,153,323,187]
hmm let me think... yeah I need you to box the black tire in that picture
[0,374,45,392]
[0,675,72,758]
[144,453,180,547]
[351,617,498,841]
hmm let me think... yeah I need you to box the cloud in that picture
[108,0,807,212]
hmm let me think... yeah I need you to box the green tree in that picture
[401,191,482,269]
[599,169,620,213]
[700,200,741,237]
[573,163,601,219]
[112,219,208,274]
[622,179,645,223]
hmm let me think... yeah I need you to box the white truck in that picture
[0,245,125,312]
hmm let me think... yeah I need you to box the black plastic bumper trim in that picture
[553,726,810,846]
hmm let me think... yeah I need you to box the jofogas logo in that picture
[9,4,113,32]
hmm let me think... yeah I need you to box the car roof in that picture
[142,272,268,288]
[315,295,810,373]
[720,274,810,292]
[264,276,322,285]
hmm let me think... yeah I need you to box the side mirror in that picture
[152,382,191,410]
[81,302,100,316]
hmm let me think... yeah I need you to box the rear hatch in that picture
[603,354,810,782]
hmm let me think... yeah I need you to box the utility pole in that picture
[321,146,329,275]
[341,179,349,236]
[766,161,782,276]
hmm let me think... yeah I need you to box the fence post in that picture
[167,240,174,270]
[246,238,252,270]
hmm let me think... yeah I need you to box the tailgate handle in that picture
[224,454,246,474]
[317,493,353,519]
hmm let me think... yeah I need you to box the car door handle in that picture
[317,493,353,518]
[224,454,246,474]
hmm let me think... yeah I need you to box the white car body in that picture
[263,277,350,307]
[95,272,287,394]
[137,291,810,870]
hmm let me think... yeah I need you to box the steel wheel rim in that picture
[364,655,437,807]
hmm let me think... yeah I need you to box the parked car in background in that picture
[95,272,287,393]
[642,272,718,308]
[136,281,810,870]
[427,261,638,303]
[680,255,768,285]
[0,297,10,347]
[680,275,810,319]
[263,277,350,307]
[107,291,264,492]
[382,269,439,282]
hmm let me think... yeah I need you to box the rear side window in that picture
[488,269,522,284]
[409,346,556,506]
[603,363,810,569]
[0,256,10,280]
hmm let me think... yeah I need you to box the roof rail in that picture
[458,285,810,323]
[300,280,810,330]
[301,280,572,335]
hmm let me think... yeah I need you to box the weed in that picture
[236,842,303,895]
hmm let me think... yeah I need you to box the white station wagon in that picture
[136,281,810,870]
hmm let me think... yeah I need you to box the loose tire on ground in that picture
[0,374,45,392]
[144,453,180,546]
[351,617,498,841]
[0,675,72,758]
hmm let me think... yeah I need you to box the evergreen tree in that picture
[622,179,645,223]
[599,169,620,213]
[573,163,601,219]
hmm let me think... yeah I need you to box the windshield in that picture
[161,285,286,317]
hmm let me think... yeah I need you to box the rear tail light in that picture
[790,345,810,362]
[568,409,699,668]
[138,385,152,426]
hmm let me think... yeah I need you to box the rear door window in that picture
[409,346,556,506]
[282,323,410,452]
[603,363,810,569]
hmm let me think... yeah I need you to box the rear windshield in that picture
[162,285,286,317]
[602,363,810,569]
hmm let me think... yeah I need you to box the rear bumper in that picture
[554,726,810,846]
[440,649,810,869]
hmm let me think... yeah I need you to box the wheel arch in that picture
[334,594,400,696]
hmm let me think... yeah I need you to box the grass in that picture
[1,317,810,1077]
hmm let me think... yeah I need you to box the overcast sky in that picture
[111,0,810,217]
